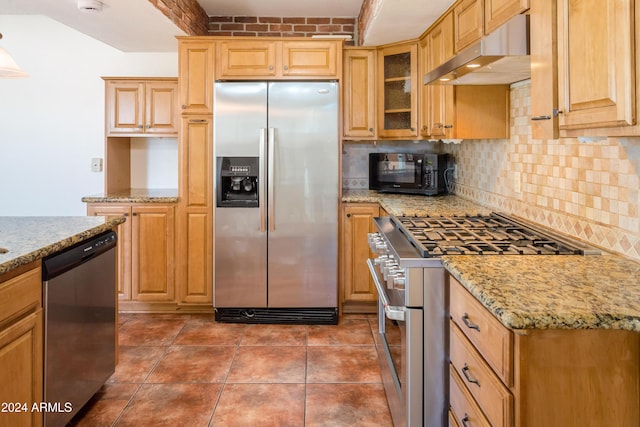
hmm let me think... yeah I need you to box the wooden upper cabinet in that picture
[454,0,484,52]
[484,0,529,33]
[422,12,455,138]
[282,41,339,76]
[377,42,419,139]
[530,0,559,140]
[216,39,341,79]
[217,40,278,78]
[104,78,178,137]
[178,39,215,115]
[343,48,377,139]
[557,0,636,134]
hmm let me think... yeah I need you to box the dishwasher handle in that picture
[43,231,117,280]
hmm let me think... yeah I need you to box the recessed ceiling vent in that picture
[78,0,104,13]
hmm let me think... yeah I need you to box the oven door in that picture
[368,260,423,427]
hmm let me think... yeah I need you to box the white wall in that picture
[0,15,178,216]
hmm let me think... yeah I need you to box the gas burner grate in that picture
[392,213,582,257]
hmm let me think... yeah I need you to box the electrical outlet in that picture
[91,158,103,172]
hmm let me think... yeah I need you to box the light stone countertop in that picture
[343,189,640,331]
[342,189,491,216]
[0,216,126,275]
[81,188,178,204]
[443,254,640,331]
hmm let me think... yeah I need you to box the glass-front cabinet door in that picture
[377,42,418,139]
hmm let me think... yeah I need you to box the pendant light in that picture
[0,33,28,78]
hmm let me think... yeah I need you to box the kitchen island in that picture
[0,215,126,274]
[0,215,125,427]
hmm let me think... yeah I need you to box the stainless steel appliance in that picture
[42,231,117,427]
[369,153,451,196]
[368,213,599,427]
[213,81,339,324]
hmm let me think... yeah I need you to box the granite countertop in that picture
[344,189,640,332]
[81,188,178,204]
[0,216,126,275]
[342,189,491,216]
[443,254,640,332]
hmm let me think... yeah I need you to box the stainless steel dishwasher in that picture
[42,231,117,427]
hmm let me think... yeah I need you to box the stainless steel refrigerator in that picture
[213,81,339,324]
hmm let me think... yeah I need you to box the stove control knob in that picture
[373,255,388,265]
[383,264,400,280]
[375,242,388,252]
[386,270,404,289]
[382,263,395,279]
[393,276,406,289]
[367,233,381,252]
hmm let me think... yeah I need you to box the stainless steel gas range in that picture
[367,212,598,427]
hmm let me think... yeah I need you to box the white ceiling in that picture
[0,0,454,51]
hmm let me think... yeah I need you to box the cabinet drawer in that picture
[450,276,513,385]
[449,364,491,427]
[0,264,41,327]
[450,321,513,427]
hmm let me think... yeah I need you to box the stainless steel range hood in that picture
[424,14,530,85]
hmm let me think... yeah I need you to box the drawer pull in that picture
[461,364,480,387]
[462,414,471,427]
[461,313,480,331]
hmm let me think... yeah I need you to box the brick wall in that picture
[208,16,356,45]
[148,0,210,35]
[357,0,380,45]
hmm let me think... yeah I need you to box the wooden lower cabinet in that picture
[0,262,43,427]
[87,203,175,308]
[341,203,380,313]
[449,274,640,426]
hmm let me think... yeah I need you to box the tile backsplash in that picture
[443,80,640,261]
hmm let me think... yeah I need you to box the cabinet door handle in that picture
[284,65,289,70]
[531,115,551,121]
[189,119,207,123]
[444,124,453,129]
[346,213,351,218]
[269,65,274,70]
[462,414,471,427]
[461,313,480,331]
[462,364,480,387]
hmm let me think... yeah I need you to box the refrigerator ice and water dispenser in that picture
[216,156,259,208]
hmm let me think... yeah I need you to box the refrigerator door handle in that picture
[259,128,268,232]
[268,127,276,232]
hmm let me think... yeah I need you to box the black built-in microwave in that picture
[369,153,450,195]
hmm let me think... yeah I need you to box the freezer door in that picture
[266,82,339,308]
[214,82,268,307]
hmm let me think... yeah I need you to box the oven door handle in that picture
[367,259,406,322]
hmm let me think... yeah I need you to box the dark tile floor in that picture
[69,313,393,426]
